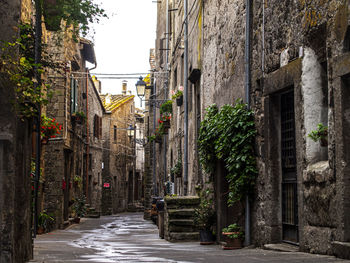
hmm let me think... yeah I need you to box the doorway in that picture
[280,90,299,243]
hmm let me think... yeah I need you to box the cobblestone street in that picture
[30,213,350,263]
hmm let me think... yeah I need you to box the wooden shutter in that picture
[99,117,102,139]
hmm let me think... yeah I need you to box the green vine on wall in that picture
[198,100,258,205]
[0,24,59,118]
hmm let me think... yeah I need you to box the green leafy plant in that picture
[308,123,328,142]
[0,23,61,118]
[170,159,182,176]
[222,223,244,239]
[171,86,184,99]
[194,189,216,230]
[72,195,87,218]
[72,111,87,121]
[43,0,108,38]
[38,210,55,230]
[198,100,258,205]
[160,100,173,114]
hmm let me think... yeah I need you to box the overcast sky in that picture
[90,0,157,108]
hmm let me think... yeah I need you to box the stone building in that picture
[152,0,350,258]
[42,33,102,228]
[100,84,135,215]
[0,0,33,261]
[86,74,105,213]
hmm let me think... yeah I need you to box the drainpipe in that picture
[85,68,89,202]
[153,83,157,195]
[245,0,252,247]
[183,0,189,196]
[33,0,42,239]
[163,0,169,192]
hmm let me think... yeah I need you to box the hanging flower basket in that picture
[176,95,183,106]
[71,111,86,125]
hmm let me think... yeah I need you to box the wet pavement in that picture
[31,213,350,263]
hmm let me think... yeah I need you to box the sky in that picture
[89,0,157,108]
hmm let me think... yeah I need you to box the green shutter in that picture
[71,78,75,114]
[74,79,78,112]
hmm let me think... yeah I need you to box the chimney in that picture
[122,81,127,95]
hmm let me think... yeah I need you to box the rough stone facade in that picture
[0,0,34,262]
[43,34,102,228]
[152,0,350,257]
[100,90,135,214]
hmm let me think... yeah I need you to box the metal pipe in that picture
[153,82,157,195]
[33,0,42,239]
[85,69,90,202]
[163,0,169,192]
[183,0,189,196]
[244,0,252,247]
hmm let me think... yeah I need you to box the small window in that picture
[114,125,117,141]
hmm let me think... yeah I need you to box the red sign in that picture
[103,183,110,188]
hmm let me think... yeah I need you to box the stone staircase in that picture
[164,196,200,242]
[85,206,100,218]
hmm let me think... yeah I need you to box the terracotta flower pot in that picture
[222,232,242,250]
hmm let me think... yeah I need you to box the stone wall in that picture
[0,0,33,262]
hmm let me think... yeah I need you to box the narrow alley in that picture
[31,213,350,263]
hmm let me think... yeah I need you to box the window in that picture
[71,77,78,114]
[94,115,102,139]
[114,125,117,141]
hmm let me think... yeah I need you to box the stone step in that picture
[165,196,200,209]
[168,224,197,233]
[332,241,350,259]
[169,232,199,241]
[264,243,299,252]
[85,212,100,218]
[169,219,195,227]
[168,208,195,219]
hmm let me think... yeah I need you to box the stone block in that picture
[332,241,350,259]
[301,226,335,255]
[169,232,199,241]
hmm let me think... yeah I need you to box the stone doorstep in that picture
[169,231,199,241]
[264,243,299,252]
[332,241,350,260]
[168,208,195,218]
[169,219,195,226]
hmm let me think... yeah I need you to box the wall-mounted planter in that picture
[176,96,183,106]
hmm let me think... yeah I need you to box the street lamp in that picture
[135,76,146,107]
[127,124,135,139]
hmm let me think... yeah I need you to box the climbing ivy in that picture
[43,0,107,39]
[0,24,59,118]
[198,100,258,205]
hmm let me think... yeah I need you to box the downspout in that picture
[33,0,42,239]
[85,68,89,202]
[153,82,157,195]
[183,0,189,195]
[164,0,169,190]
[245,0,252,246]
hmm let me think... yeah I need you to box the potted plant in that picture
[308,123,328,147]
[221,223,244,249]
[71,111,86,124]
[171,86,184,106]
[158,113,172,130]
[41,115,62,144]
[72,195,86,223]
[73,175,82,189]
[160,100,173,115]
[37,210,55,234]
[194,189,216,245]
[170,159,182,177]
